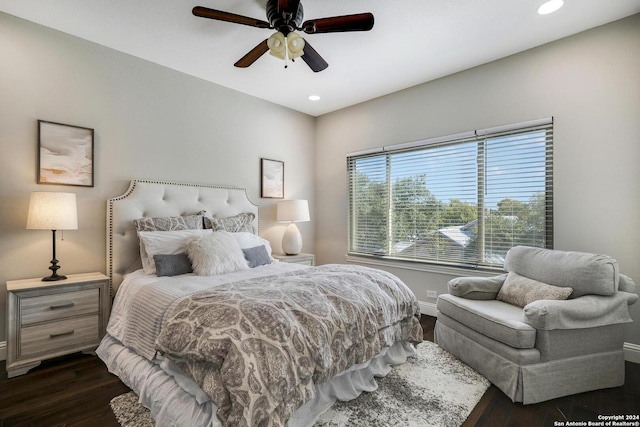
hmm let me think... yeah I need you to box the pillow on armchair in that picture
[497,271,573,308]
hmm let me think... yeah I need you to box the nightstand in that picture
[6,272,110,378]
[273,253,316,266]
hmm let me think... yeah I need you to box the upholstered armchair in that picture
[435,246,638,404]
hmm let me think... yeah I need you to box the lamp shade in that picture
[27,192,78,230]
[277,200,310,223]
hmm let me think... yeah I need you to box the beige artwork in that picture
[38,121,93,187]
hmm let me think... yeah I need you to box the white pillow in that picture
[186,231,249,276]
[138,229,212,275]
[233,232,275,261]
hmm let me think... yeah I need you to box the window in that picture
[347,119,553,269]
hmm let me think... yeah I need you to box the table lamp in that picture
[277,200,310,255]
[27,192,78,281]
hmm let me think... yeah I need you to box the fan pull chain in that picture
[284,39,289,68]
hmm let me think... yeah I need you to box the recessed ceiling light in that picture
[308,95,321,101]
[538,0,564,15]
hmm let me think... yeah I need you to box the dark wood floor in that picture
[1,316,638,426]
[0,352,129,427]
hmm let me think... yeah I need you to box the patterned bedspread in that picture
[156,264,423,427]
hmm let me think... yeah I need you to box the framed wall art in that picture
[261,158,284,199]
[37,120,95,187]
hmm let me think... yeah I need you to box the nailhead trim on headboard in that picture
[106,179,259,296]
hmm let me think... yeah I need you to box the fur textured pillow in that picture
[497,271,573,308]
[186,231,249,276]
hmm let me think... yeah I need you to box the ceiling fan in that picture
[192,0,375,72]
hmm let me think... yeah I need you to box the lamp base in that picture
[42,258,67,282]
[282,222,303,255]
[42,274,67,282]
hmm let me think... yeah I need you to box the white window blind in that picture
[348,119,553,269]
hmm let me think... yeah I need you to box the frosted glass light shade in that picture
[287,33,305,59]
[268,31,287,60]
[268,31,306,61]
[27,192,78,230]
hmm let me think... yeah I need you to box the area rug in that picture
[110,341,490,427]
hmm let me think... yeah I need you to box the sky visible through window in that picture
[361,130,547,210]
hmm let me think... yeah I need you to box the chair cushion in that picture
[437,294,536,349]
[504,246,618,298]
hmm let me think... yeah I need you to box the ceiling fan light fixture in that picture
[287,32,305,59]
[193,1,374,72]
[268,31,287,59]
[538,0,564,15]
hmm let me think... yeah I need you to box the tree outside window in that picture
[348,121,553,269]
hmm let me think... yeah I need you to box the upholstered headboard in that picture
[107,180,259,293]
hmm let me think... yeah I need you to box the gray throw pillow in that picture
[153,253,193,277]
[497,271,573,308]
[242,245,272,268]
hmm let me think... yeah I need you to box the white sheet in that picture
[99,263,417,426]
[97,335,415,427]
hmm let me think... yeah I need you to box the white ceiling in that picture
[1,0,639,116]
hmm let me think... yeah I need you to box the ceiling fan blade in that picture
[301,41,328,72]
[302,13,374,34]
[234,40,270,68]
[193,6,270,29]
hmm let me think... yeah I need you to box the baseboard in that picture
[624,342,640,364]
[419,300,438,317]
[0,341,6,362]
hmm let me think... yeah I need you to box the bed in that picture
[97,179,423,427]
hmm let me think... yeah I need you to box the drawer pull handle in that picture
[50,330,75,339]
[50,302,75,310]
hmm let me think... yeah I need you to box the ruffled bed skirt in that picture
[97,335,416,427]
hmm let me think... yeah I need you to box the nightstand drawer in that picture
[6,272,110,378]
[20,288,99,326]
[20,314,100,357]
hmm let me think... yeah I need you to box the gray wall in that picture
[0,12,316,343]
[315,15,640,346]
[1,10,639,352]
